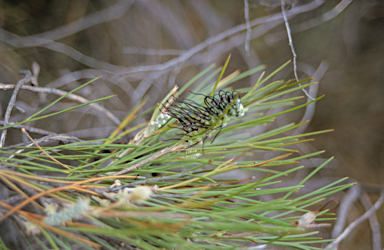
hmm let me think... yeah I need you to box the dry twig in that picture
[360,192,382,250]
[0,83,121,126]
[244,0,251,56]
[281,0,313,100]
[1,69,35,148]
[326,190,384,249]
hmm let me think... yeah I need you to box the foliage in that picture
[0,60,350,250]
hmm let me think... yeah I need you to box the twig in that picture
[266,0,353,44]
[360,183,384,193]
[294,61,329,135]
[43,69,137,104]
[114,0,325,76]
[64,127,117,138]
[5,134,83,162]
[12,105,25,113]
[123,47,186,56]
[0,1,324,78]
[30,0,133,41]
[281,0,314,100]
[281,0,298,81]
[189,0,261,85]
[326,190,384,249]
[332,184,361,238]
[0,1,133,72]
[244,0,251,57]
[0,120,58,136]
[169,64,183,88]
[2,195,24,205]
[331,182,384,242]
[119,17,293,84]
[2,134,86,151]
[0,83,121,126]
[0,71,33,148]
[138,0,195,49]
[21,128,71,169]
[0,29,126,73]
[132,79,154,107]
[360,192,382,250]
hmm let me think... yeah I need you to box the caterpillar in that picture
[162,89,245,150]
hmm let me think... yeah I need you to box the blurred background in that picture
[0,0,383,249]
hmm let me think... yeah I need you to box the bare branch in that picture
[32,0,133,41]
[43,69,137,104]
[123,47,186,56]
[360,192,382,250]
[0,1,324,78]
[332,184,361,238]
[138,0,196,48]
[0,29,127,73]
[281,0,314,100]
[294,61,329,135]
[1,71,33,148]
[12,105,25,113]
[0,83,121,126]
[244,0,251,56]
[115,0,325,76]
[326,190,384,249]
[266,0,353,44]
[4,134,83,162]
[0,120,57,136]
